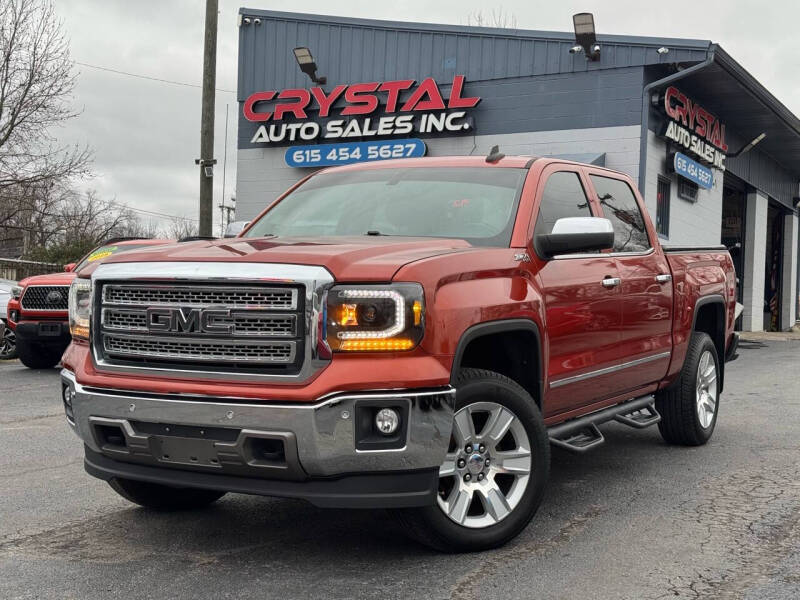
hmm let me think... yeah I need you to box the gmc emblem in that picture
[146,307,233,335]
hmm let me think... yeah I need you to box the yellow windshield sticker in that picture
[87,246,117,262]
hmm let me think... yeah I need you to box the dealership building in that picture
[235,9,800,331]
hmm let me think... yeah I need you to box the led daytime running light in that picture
[336,289,404,339]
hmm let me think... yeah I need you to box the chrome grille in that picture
[103,284,297,309]
[102,308,297,337]
[20,285,69,311]
[97,282,303,371]
[103,334,296,364]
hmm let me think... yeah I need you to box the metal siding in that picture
[237,13,709,101]
[726,147,796,208]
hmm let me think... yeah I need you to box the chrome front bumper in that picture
[61,370,455,481]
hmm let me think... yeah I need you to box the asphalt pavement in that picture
[1,340,799,599]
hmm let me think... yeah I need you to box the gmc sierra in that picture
[61,155,737,552]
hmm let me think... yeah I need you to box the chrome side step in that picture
[548,395,661,453]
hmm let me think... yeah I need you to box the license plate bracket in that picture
[150,435,220,468]
[38,323,61,336]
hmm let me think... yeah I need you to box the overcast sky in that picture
[55,0,799,231]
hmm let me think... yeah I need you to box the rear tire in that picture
[655,332,720,446]
[16,338,63,369]
[108,478,227,510]
[395,368,550,552]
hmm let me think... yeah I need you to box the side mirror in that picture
[224,221,250,238]
[64,263,76,272]
[535,217,614,259]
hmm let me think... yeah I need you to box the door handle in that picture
[655,274,672,283]
[602,277,621,288]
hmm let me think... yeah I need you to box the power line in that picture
[107,201,198,222]
[74,61,236,94]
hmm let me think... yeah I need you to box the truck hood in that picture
[89,236,478,280]
[19,271,75,288]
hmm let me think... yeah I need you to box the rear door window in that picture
[589,175,651,253]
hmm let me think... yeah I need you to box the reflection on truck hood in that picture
[93,236,479,280]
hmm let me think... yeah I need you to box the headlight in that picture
[326,283,424,352]
[68,278,92,340]
[11,285,22,299]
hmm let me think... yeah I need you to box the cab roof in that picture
[319,155,537,173]
[315,155,631,178]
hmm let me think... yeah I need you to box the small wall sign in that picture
[672,152,713,189]
[285,138,426,167]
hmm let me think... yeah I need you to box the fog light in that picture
[62,385,73,406]
[62,385,75,425]
[375,408,400,435]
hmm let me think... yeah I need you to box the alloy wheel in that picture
[695,350,717,429]
[436,401,532,529]
[0,326,15,359]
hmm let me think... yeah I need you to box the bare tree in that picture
[0,0,91,201]
[20,187,144,264]
[466,8,518,30]
[164,217,199,240]
[116,217,163,240]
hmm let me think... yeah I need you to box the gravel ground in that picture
[1,340,798,599]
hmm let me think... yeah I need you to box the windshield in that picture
[75,243,159,272]
[245,167,527,247]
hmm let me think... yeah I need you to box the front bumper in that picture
[15,321,71,347]
[61,370,455,508]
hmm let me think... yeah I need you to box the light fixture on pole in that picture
[571,13,601,61]
[729,133,766,158]
[293,47,327,85]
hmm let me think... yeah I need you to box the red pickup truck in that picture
[61,156,737,552]
[7,239,172,369]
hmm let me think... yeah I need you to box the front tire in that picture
[0,322,16,360]
[655,332,720,446]
[108,478,227,510]
[16,337,63,369]
[396,369,550,552]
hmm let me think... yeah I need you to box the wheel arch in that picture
[451,319,543,408]
[691,295,726,391]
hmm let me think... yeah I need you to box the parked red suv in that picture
[7,238,172,369]
[61,156,738,551]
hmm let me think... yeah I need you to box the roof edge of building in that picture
[711,44,800,144]
[237,7,712,50]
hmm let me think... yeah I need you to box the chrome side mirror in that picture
[535,217,615,259]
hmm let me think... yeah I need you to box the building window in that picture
[656,177,671,238]
[678,178,699,202]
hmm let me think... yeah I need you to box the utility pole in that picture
[197,0,218,236]
[218,199,235,235]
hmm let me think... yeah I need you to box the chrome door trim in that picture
[552,248,655,261]
[549,351,671,389]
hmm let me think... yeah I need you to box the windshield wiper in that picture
[365,230,385,236]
